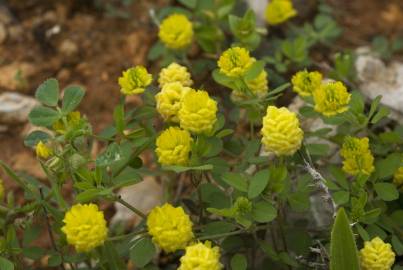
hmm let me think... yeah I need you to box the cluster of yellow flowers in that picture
[178,241,223,270]
[147,203,194,253]
[218,47,269,100]
[291,70,323,97]
[159,14,193,50]
[292,70,351,117]
[155,127,193,166]
[265,0,297,25]
[35,141,53,159]
[147,203,222,269]
[61,203,108,252]
[155,62,217,166]
[360,237,395,270]
[393,166,403,191]
[261,106,304,156]
[118,65,152,95]
[340,136,375,176]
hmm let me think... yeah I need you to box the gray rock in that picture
[0,92,38,124]
[355,47,403,122]
[111,176,162,225]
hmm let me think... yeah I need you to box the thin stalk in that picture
[108,229,148,241]
[39,188,67,270]
[115,196,147,219]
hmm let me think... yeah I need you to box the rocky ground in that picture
[0,0,402,259]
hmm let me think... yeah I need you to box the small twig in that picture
[298,149,337,215]
[39,188,67,270]
[116,196,147,219]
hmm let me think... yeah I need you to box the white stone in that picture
[111,176,162,225]
[355,47,403,122]
[0,92,38,124]
[246,0,268,26]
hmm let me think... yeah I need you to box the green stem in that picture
[115,196,147,219]
[108,230,148,241]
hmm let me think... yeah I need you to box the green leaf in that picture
[0,257,14,270]
[28,106,60,127]
[113,105,125,134]
[62,85,85,113]
[35,78,59,106]
[231,254,247,270]
[375,153,402,179]
[178,0,197,8]
[24,130,51,147]
[330,208,360,270]
[368,95,382,120]
[252,201,277,223]
[162,164,213,173]
[371,106,390,124]
[392,235,403,256]
[75,188,105,203]
[333,191,350,205]
[306,143,330,156]
[222,172,248,192]
[374,183,399,201]
[130,237,156,268]
[248,169,269,199]
[244,61,265,81]
[201,221,236,236]
[216,129,234,138]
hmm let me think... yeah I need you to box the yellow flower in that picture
[393,167,403,191]
[61,203,108,253]
[158,63,193,88]
[265,0,297,25]
[261,106,303,156]
[155,127,192,166]
[118,66,152,95]
[360,237,395,270]
[155,82,191,123]
[313,81,351,116]
[291,70,323,97]
[218,47,255,77]
[159,14,193,50]
[178,89,218,134]
[0,179,4,201]
[147,203,194,253]
[35,141,52,159]
[232,70,269,101]
[178,241,223,270]
[340,136,375,176]
[52,111,81,134]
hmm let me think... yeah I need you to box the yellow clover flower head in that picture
[155,82,191,123]
[393,166,403,191]
[261,106,303,156]
[291,70,323,97]
[340,136,375,176]
[53,111,81,134]
[265,0,297,25]
[35,141,53,159]
[61,203,108,253]
[118,66,152,95]
[178,89,218,134]
[155,127,192,166]
[147,203,194,253]
[232,70,269,101]
[360,237,395,270]
[178,241,223,270]
[159,14,193,50]
[218,47,255,78]
[158,63,193,88]
[313,81,351,116]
